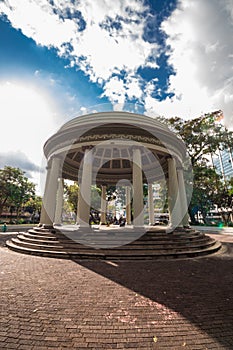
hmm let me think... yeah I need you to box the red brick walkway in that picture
[0,232,233,349]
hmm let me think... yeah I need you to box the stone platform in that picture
[6,225,222,260]
[0,232,233,349]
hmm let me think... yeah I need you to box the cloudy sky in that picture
[0,0,233,192]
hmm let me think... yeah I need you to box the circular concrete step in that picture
[6,226,222,260]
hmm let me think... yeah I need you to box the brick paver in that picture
[0,232,233,349]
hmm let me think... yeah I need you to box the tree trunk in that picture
[0,197,8,218]
[0,204,3,218]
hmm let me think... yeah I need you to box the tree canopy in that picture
[64,182,79,214]
[64,182,102,215]
[159,111,233,224]
[0,166,36,219]
[160,110,233,167]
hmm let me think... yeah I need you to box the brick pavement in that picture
[0,232,233,349]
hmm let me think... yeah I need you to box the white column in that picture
[41,156,62,227]
[148,183,154,225]
[126,186,131,225]
[166,176,171,225]
[76,185,80,224]
[39,160,52,226]
[79,149,93,227]
[230,212,233,223]
[177,168,189,227]
[132,148,144,227]
[100,184,107,224]
[54,178,64,225]
[167,157,182,229]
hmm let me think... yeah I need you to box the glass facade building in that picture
[212,148,233,180]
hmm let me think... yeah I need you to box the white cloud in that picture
[101,74,143,105]
[125,75,143,100]
[102,76,126,105]
[68,0,159,92]
[145,0,233,126]
[0,150,42,173]
[1,0,232,125]
[0,80,58,171]
[72,5,156,81]
[0,0,77,47]
[0,0,158,106]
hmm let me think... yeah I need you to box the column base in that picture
[167,225,189,234]
[38,223,54,230]
[78,226,94,234]
[174,226,185,230]
[132,225,144,232]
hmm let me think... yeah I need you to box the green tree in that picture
[228,178,233,197]
[90,185,101,211]
[159,111,233,224]
[64,182,79,214]
[106,185,123,202]
[64,182,101,214]
[159,110,233,167]
[0,166,36,219]
[190,165,225,223]
[24,195,42,222]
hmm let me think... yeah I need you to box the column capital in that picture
[167,156,181,170]
[131,145,143,152]
[47,155,63,171]
[46,157,54,169]
[82,145,94,152]
[128,145,143,157]
[46,162,52,171]
[50,154,63,161]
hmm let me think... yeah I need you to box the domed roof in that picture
[58,111,170,133]
[43,111,187,184]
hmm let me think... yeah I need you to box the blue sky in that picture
[0,0,233,191]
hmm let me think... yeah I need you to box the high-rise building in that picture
[212,148,233,180]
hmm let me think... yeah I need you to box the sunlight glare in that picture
[0,80,58,164]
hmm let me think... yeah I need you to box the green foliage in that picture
[90,185,101,211]
[64,182,79,214]
[64,182,101,214]
[190,165,225,222]
[0,166,36,218]
[106,185,123,202]
[159,111,233,224]
[24,195,42,220]
[228,178,233,197]
[159,110,233,167]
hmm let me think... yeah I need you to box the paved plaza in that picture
[0,231,233,349]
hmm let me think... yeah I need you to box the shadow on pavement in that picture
[0,233,17,247]
[73,241,233,349]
